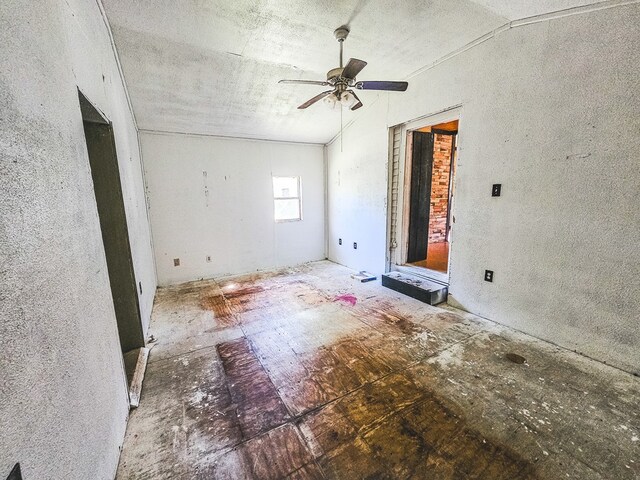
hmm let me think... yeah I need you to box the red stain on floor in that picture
[334,294,357,306]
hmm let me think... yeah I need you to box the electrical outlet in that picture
[492,184,501,197]
[353,242,358,249]
[338,238,342,245]
[484,270,494,282]
[206,255,212,263]
[173,258,180,267]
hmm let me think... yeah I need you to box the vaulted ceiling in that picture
[102,0,603,144]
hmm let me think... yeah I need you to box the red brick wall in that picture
[428,134,453,243]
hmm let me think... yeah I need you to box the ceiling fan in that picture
[278,26,408,111]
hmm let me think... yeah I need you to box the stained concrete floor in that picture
[116,261,639,479]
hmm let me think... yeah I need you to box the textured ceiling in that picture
[101,0,600,144]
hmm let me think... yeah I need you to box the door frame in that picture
[386,105,462,279]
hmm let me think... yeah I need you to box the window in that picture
[273,176,302,222]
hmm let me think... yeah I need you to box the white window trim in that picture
[273,176,303,222]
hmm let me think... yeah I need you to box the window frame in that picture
[272,176,303,223]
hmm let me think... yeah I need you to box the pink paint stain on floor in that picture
[334,294,357,306]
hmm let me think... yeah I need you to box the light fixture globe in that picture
[339,91,357,108]
[322,92,339,109]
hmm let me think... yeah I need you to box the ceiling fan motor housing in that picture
[327,67,344,82]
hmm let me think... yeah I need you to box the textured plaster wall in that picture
[0,0,156,478]
[327,4,640,373]
[142,132,326,286]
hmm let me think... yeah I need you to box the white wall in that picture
[328,110,390,276]
[142,132,325,286]
[0,0,156,478]
[327,4,640,374]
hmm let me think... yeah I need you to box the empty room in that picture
[1,1,639,479]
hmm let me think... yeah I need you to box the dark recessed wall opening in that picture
[78,91,144,360]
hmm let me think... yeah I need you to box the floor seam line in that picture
[147,340,227,366]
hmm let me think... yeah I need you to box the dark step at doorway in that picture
[382,271,448,305]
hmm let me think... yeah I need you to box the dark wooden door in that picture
[406,131,434,263]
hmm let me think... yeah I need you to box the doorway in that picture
[79,91,145,367]
[386,109,459,284]
[407,120,457,275]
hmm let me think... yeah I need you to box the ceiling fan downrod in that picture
[334,26,350,69]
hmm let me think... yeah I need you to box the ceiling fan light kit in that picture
[323,90,358,110]
[279,26,408,111]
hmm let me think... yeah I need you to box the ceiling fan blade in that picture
[347,90,363,111]
[342,58,367,79]
[279,79,330,86]
[355,81,408,91]
[298,90,335,109]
